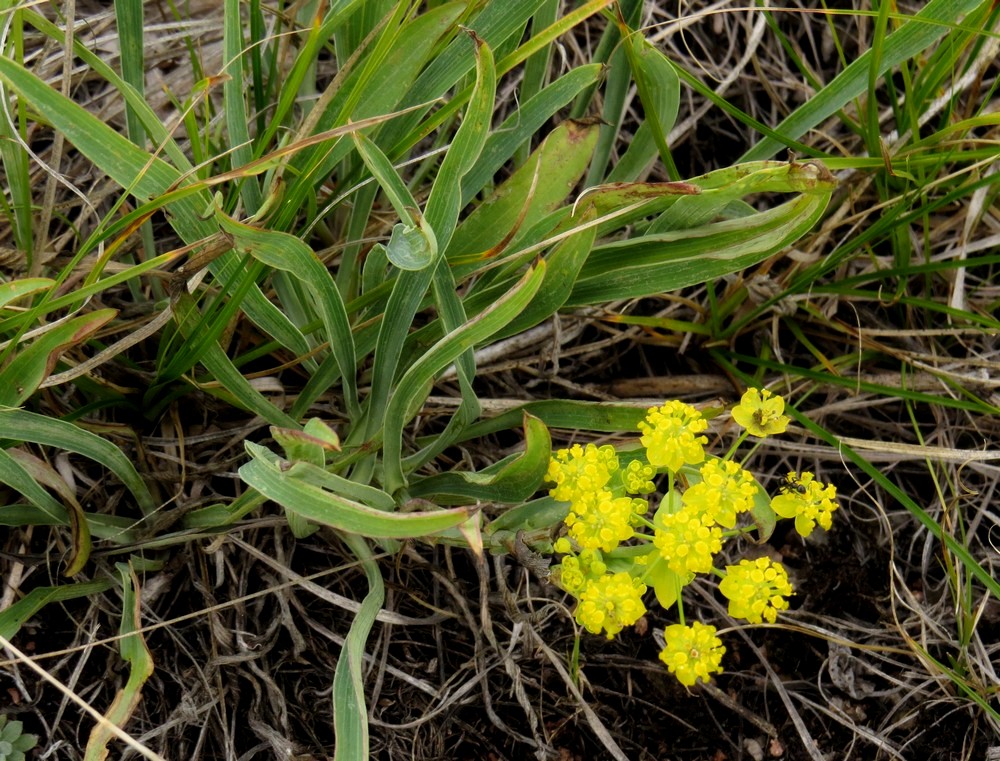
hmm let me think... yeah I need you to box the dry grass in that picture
[2,2,999,760]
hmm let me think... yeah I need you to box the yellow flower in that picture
[659,622,725,686]
[771,472,838,537]
[555,556,586,594]
[622,459,656,495]
[653,506,723,575]
[545,443,619,505]
[731,388,789,438]
[575,572,647,639]
[682,459,757,528]
[639,401,708,472]
[553,548,606,595]
[564,489,637,552]
[719,557,793,624]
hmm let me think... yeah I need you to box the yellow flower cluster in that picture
[653,507,722,575]
[622,459,656,494]
[638,401,708,472]
[659,622,726,686]
[719,557,793,624]
[541,389,838,687]
[564,490,640,552]
[575,571,647,639]
[771,471,838,537]
[682,459,756,528]
[545,443,618,504]
[545,444,646,553]
[553,546,606,594]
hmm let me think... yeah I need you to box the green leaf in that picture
[568,162,836,305]
[332,533,384,761]
[461,63,602,204]
[215,210,360,418]
[0,447,69,526]
[409,413,551,504]
[281,462,397,512]
[379,0,547,152]
[646,557,684,610]
[0,580,113,640]
[0,44,310,369]
[621,27,680,179]
[0,278,53,310]
[459,399,648,443]
[0,409,156,516]
[240,442,471,537]
[352,131,439,271]
[424,32,497,254]
[84,564,155,761]
[223,0,262,213]
[488,208,598,341]
[750,486,777,543]
[168,291,299,428]
[448,119,600,261]
[270,427,336,469]
[486,496,569,536]
[0,309,116,407]
[381,261,547,493]
[740,0,984,161]
[386,221,438,271]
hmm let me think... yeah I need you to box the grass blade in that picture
[741,0,984,161]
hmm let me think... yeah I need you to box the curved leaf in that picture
[240,443,470,538]
[216,211,359,418]
[409,413,551,504]
[0,309,116,407]
[0,409,156,515]
[382,261,546,493]
[0,278,53,310]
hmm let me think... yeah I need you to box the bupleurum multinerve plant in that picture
[545,388,838,687]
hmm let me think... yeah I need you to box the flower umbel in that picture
[659,622,726,686]
[682,459,757,528]
[653,506,723,575]
[542,393,837,687]
[771,472,838,537]
[639,401,708,472]
[575,572,647,639]
[552,546,607,595]
[719,557,793,623]
[731,388,789,438]
[564,489,639,552]
[546,443,619,505]
[622,459,656,495]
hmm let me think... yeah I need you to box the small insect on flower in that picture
[772,471,838,537]
[731,388,790,438]
[781,472,808,495]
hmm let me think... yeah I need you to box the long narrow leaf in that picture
[332,533,384,761]
[84,564,155,761]
[382,262,546,493]
[0,409,156,515]
[741,0,984,161]
[240,443,471,537]
[0,580,114,640]
[216,212,359,418]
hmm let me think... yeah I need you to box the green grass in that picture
[0,2,998,759]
